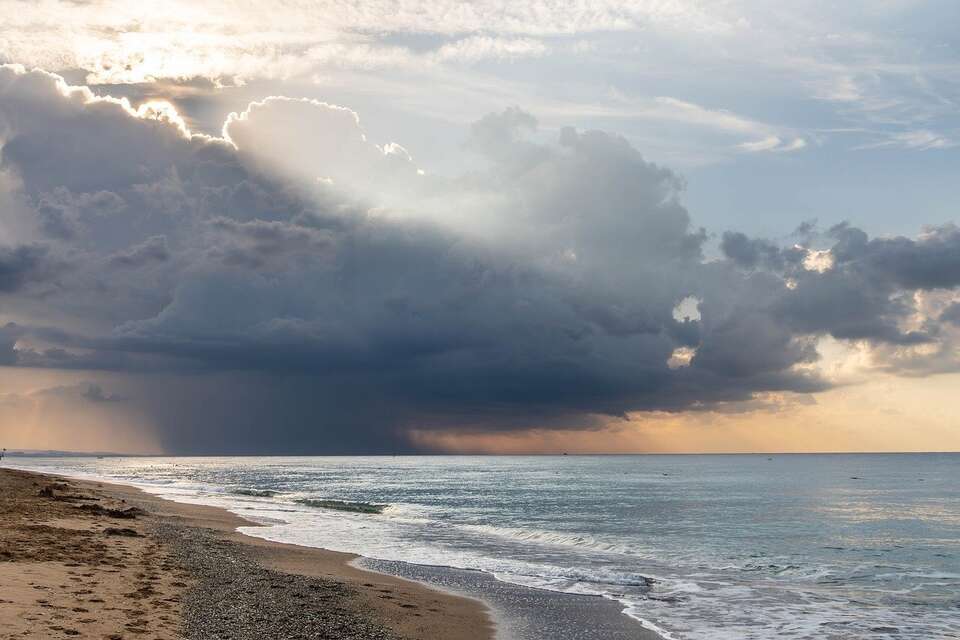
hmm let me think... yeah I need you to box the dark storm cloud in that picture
[26,381,126,404]
[79,383,124,403]
[0,65,958,453]
[722,222,960,346]
[0,244,58,292]
[720,231,804,271]
[0,323,24,365]
[206,217,334,269]
[829,222,960,290]
[108,235,170,268]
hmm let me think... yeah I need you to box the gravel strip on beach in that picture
[153,523,401,640]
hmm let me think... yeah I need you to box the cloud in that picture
[848,224,960,290]
[2,0,956,171]
[738,135,807,153]
[108,235,170,268]
[856,130,957,151]
[206,218,333,269]
[0,244,59,292]
[0,66,958,453]
[720,231,802,271]
[721,222,960,352]
[0,379,153,453]
[221,96,422,197]
[0,1,727,83]
[31,382,125,404]
[0,323,24,365]
[434,36,549,63]
[941,303,960,326]
[80,383,125,403]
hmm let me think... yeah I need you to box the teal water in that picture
[9,454,960,639]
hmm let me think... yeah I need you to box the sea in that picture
[7,454,959,639]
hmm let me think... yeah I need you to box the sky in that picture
[0,0,958,454]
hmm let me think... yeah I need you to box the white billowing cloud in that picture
[222,96,422,198]
[0,64,205,143]
[672,296,701,322]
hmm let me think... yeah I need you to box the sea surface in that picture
[8,454,960,639]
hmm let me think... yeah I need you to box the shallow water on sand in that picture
[9,453,960,639]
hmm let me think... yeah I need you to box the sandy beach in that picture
[0,468,493,640]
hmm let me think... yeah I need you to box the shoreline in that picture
[2,466,661,639]
[1,467,494,639]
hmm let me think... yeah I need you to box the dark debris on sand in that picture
[154,523,401,640]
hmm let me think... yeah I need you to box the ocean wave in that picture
[230,488,280,497]
[491,561,658,593]
[294,499,386,514]
[457,522,639,556]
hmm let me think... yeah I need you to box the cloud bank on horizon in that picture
[1,60,959,453]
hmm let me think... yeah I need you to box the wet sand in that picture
[363,559,663,640]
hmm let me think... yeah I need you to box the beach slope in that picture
[0,468,493,639]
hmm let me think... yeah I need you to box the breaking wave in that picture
[294,498,386,514]
[230,488,279,497]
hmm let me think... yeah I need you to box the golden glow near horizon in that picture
[0,369,161,454]
[410,367,960,455]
